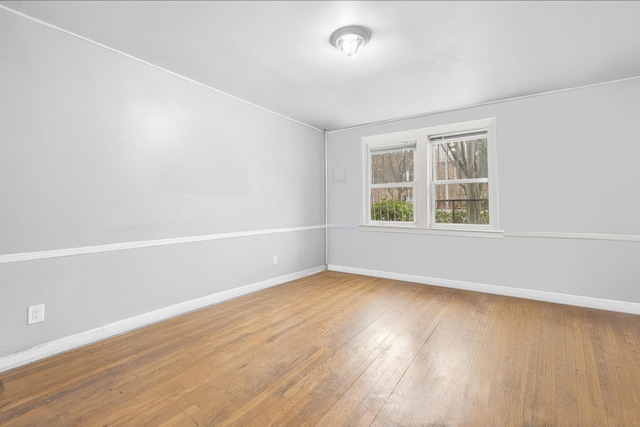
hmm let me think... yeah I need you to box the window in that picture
[430,131,489,226]
[369,141,416,223]
[364,118,498,232]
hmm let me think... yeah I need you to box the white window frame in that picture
[365,139,420,227]
[363,118,500,235]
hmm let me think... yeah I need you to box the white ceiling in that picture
[4,1,640,130]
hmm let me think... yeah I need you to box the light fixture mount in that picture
[330,25,371,57]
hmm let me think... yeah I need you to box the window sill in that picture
[359,224,504,238]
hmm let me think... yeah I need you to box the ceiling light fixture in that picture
[330,25,371,57]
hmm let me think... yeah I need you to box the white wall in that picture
[328,78,640,307]
[0,8,325,360]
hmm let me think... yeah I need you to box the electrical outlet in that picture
[273,255,279,265]
[28,304,45,325]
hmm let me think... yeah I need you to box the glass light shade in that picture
[336,34,365,57]
[330,25,371,57]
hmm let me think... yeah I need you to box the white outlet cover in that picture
[28,304,45,325]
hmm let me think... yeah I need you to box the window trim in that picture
[363,118,500,234]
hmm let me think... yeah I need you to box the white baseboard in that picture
[328,265,640,315]
[0,266,325,373]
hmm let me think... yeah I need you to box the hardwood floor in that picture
[1,271,639,426]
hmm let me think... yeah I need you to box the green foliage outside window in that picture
[435,209,489,224]
[371,199,414,222]
[371,200,490,224]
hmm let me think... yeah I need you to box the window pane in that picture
[371,149,414,184]
[370,187,414,222]
[433,138,488,181]
[434,183,489,224]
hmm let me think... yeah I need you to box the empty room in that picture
[1,1,640,425]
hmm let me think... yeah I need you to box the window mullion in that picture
[410,136,424,228]
[433,177,488,185]
[371,182,414,189]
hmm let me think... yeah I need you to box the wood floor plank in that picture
[313,286,452,426]
[1,271,640,426]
